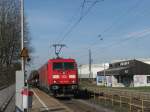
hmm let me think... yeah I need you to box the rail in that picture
[0,85,8,91]
[0,92,15,112]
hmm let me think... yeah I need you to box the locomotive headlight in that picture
[52,75,59,79]
[69,75,76,78]
[72,80,75,83]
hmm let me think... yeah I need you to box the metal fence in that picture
[86,87,150,112]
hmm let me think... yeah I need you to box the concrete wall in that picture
[97,75,150,87]
[106,76,112,87]
[97,75,114,87]
[134,75,150,87]
[97,75,129,87]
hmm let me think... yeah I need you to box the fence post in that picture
[129,96,132,112]
[120,95,122,108]
[98,88,100,103]
[142,99,144,112]
[105,93,106,105]
[94,88,96,103]
[112,94,113,106]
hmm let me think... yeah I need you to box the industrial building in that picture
[97,59,150,87]
[78,64,109,79]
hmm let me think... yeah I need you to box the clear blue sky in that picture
[24,0,150,69]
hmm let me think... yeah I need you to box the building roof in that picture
[97,59,150,76]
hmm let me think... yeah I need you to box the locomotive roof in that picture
[48,58,76,62]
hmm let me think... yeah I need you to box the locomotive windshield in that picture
[53,63,63,70]
[53,62,75,70]
[64,62,74,70]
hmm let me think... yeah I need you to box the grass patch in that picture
[88,98,128,112]
[79,80,150,92]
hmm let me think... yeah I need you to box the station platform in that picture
[30,88,73,112]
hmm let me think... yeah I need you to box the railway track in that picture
[56,97,113,112]
[0,85,8,91]
[0,93,15,112]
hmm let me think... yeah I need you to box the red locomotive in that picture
[38,58,78,95]
[29,44,79,95]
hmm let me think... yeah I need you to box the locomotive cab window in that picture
[64,62,75,70]
[53,63,63,70]
[53,62,75,70]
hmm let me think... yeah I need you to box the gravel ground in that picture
[4,95,15,112]
[58,98,114,112]
[0,84,15,112]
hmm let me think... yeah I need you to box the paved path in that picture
[31,88,114,112]
[31,88,73,112]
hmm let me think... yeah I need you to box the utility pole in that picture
[89,49,92,80]
[21,1,29,112]
[21,0,24,72]
[52,44,66,58]
[104,63,106,86]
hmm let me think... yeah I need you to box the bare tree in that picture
[0,0,32,67]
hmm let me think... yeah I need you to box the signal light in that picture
[72,80,75,83]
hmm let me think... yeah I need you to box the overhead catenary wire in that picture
[76,27,150,61]
[92,30,150,63]
[49,0,101,57]
[76,0,143,59]
[49,1,83,56]
[84,0,142,50]
[57,0,103,44]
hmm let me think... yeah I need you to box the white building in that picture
[78,63,109,79]
[139,58,150,64]
[97,59,150,87]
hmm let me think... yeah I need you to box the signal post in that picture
[20,47,33,112]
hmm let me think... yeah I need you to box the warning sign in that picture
[20,47,29,58]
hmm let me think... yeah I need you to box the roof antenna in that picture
[52,44,66,58]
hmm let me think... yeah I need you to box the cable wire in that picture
[57,0,102,43]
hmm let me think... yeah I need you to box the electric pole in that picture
[21,0,24,72]
[89,49,92,80]
[104,63,106,86]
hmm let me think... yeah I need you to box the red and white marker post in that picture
[21,88,33,111]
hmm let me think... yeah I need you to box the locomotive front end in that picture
[49,59,78,95]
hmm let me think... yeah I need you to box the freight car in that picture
[28,70,39,87]
[38,58,78,95]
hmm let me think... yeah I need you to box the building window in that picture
[147,76,150,83]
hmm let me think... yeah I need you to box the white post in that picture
[104,63,106,86]
[21,0,24,71]
[20,0,28,112]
